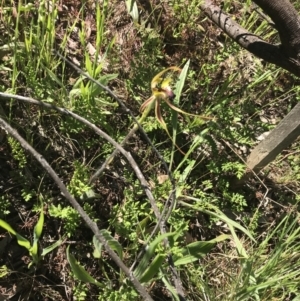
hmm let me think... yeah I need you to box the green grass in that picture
[0,0,300,300]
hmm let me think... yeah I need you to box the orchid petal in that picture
[140,95,156,112]
[155,99,167,129]
[164,97,214,120]
[155,99,185,155]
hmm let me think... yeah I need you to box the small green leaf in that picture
[125,0,139,22]
[178,160,196,184]
[203,208,256,242]
[85,52,93,75]
[174,241,214,266]
[0,219,30,250]
[34,209,44,241]
[136,216,151,235]
[134,232,174,280]
[79,189,101,201]
[161,273,181,301]
[29,241,39,263]
[66,246,102,286]
[41,238,64,257]
[93,229,123,260]
[174,235,230,266]
[0,219,17,235]
[28,207,45,262]
[0,265,9,278]
[93,247,101,259]
[90,73,118,97]
[14,234,31,250]
[99,73,118,86]
[44,66,65,89]
[93,235,102,257]
[139,254,166,283]
[174,60,190,106]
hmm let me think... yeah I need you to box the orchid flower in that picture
[140,67,213,154]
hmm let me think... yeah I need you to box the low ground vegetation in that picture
[0,0,300,300]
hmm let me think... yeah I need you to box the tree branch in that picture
[200,0,300,76]
[253,0,300,56]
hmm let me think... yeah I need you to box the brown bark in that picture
[253,0,300,56]
[200,0,300,76]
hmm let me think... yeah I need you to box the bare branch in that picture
[89,120,141,184]
[200,0,300,76]
[253,0,300,55]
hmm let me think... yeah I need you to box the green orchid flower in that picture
[140,66,213,154]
